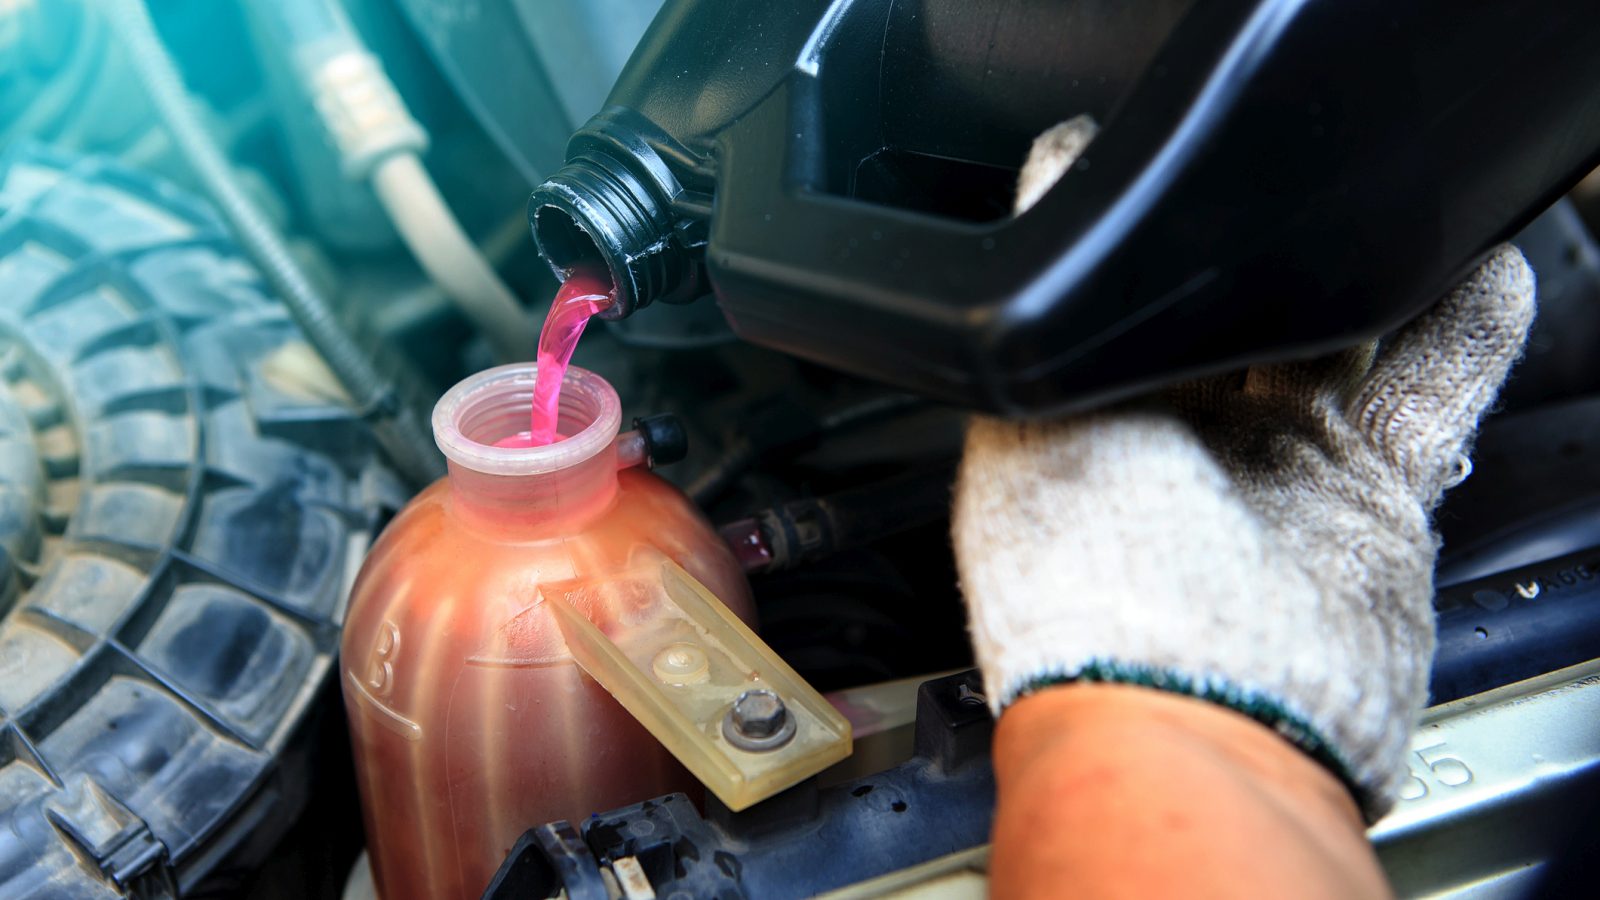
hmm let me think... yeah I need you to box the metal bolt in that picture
[722,688,797,751]
[732,689,785,736]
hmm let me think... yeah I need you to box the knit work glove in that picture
[955,117,1536,819]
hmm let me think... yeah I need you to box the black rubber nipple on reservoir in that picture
[632,413,688,467]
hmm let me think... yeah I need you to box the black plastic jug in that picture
[529,0,1600,415]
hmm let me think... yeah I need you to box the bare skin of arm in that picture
[990,684,1392,899]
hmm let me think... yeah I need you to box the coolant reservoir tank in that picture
[341,364,848,900]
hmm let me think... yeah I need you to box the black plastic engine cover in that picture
[0,146,403,898]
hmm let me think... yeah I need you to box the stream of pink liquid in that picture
[493,268,613,449]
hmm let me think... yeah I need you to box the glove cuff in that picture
[1011,660,1370,817]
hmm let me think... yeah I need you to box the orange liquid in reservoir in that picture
[341,366,753,900]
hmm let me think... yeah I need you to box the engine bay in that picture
[3,1,1600,897]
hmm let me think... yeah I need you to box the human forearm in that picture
[990,684,1390,899]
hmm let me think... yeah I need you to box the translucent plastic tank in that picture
[341,363,755,900]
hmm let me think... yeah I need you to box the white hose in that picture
[253,1,537,364]
[370,153,535,361]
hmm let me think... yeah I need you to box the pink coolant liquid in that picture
[494,267,613,448]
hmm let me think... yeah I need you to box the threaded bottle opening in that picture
[530,149,691,319]
[531,200,633,320]
[433,363,621,477]
[532,203,610,277]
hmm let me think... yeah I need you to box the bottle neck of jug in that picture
[432,363,623,536]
